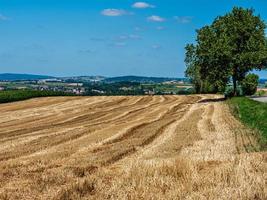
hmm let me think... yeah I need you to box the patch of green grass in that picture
[227,97,267,150]
[0,90,74,104]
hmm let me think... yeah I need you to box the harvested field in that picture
[0,95,266,200]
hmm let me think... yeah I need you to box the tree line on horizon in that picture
[185,7,267,96]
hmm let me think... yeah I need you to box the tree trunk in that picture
[233,75,237,96]
[200,80,203,94]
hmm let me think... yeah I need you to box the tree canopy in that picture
[185,7,267,95]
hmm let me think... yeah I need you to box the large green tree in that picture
[196,25,231,93]
[185,7,267,95]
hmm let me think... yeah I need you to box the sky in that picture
[0,0,267,78]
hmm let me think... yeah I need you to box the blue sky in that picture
[0,0,266,78]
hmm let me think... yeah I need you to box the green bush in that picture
[241,74,259,96]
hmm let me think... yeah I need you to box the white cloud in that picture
[0,14,9,21]
[132,2,155,9]
[101,9,130,17]
[147,15,165,22]
[152,44,162,49]
[117,34,142,41]
[174,16,193,24]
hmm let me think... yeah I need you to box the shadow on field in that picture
[198,98,226,103]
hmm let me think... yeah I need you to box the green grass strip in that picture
[0,90,74,104]
[227,97,267,150]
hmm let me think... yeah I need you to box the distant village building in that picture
[72,88,85,95]
[39,86,49,91]
[91,89,105,94]
[120,87,132,91]
[44,79,62,82]
[16,86,28,90]
[38,79,61,84]
[144,89,155,95]
[37,80,45,84]
[0,86,4,91]
[163,80,179,84]
[68,83,83,87]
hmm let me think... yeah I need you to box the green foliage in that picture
[185,7,267,95]
[241,73,259,95]
[184,44,202,93]
[197,25,231,93]
[227,97,267,150]
[84,82,144,96]
[84,82,194,96]
[0,90,73,104]
[224,86,243,98]
[184,44,218,93]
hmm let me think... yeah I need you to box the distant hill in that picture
[1,73,265,84]
[0,74,186,83]
[0,73,55,81]
[104,76,186,83]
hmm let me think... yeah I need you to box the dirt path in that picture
[0,95,265,200]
